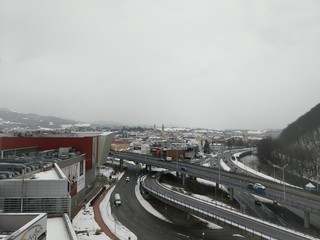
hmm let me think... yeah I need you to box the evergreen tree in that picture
[203,139,211,154]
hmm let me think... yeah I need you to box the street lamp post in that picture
[220,157,223,202]
[282,164,289,202]
[317,158,319,192]
[219,157,221,188]
[112,213,117,234]
[312,158,319,192]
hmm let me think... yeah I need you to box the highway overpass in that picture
[141,174,317,240]
[109,150,320,229]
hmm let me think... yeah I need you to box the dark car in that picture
[255,200,262,206]
[181,167,187,171]
[247,183,254,190]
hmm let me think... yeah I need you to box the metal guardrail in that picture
[112,151,320,215]
[140,178,318,240]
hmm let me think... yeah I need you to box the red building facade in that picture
[0,136,97,169]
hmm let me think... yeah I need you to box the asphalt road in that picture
[208,153,294,227]
[111,150,320,215]
[110,150,320,238]
[111,169,246,240]
[143,174,313,240]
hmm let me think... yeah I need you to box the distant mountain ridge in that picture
[0,107,79,131]
[0,107,283,135]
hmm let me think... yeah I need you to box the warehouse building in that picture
[0,132,114,239]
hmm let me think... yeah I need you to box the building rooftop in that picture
[31,168,60,180]
[0,148,82,180]
[47,217,71,240]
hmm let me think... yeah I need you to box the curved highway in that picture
[110,150,320,216]
[141,174,317,240]
[111,169,246,240]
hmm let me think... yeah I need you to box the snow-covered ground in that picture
[99,184,137,240]
[73,206,109,240]
[161,181,233,213]
[230,152,301,188]
[74,169,168,240]
[47,217,71,240]
[220,159,231,172]
[73,155,303,240]
[73,167,227,240]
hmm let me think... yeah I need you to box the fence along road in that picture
[110,151,320,216]
[141,175,318,240]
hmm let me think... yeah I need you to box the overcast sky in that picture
[1,0,320,130]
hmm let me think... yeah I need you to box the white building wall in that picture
[0,179,68,198]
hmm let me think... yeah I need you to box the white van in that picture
[114,193,121,206]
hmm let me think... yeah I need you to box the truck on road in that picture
[114,193,121,206]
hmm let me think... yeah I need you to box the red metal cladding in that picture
[0,137,94,169]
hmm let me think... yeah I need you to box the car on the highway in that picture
[253,183,265,190]
[126,176,130,182]
[247,183,254,190]
[253,183,266,195]
[181,167,187,171]
[255,200,262,206]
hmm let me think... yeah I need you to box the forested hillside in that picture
[258,103,320,180]
[279,103,320,146]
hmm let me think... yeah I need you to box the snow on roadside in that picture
[99,174,137,240]
[160,182,233,210]
[197,177,217,187]
[74,170,170,240]
[99,166,113,178]
[193,215,222,230]
[197,177,228,193]
[73,206,110,240]
[253,194,274,204]
[135,179,172,222]
[231,152,301,189]
[220,159,231,172]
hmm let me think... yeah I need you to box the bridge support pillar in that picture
[229,187,234,201]
[215,182,219,196]
[304,211,310,228]
[144,164,152,172]
[120,158,124,170]
[182,173,186,186]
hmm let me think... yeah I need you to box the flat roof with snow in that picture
[47,217,70,240]
[31,169,60,180]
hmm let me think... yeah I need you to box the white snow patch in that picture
[99,173,137,240]
[33,169,60,180]
[73,206,109,240]
[220,159,231,172]
[47,217,70,240]
[197,178,216,187]
[231,152,302,189]
[135,179,171,222]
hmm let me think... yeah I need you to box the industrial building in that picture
[0,132,114,239]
